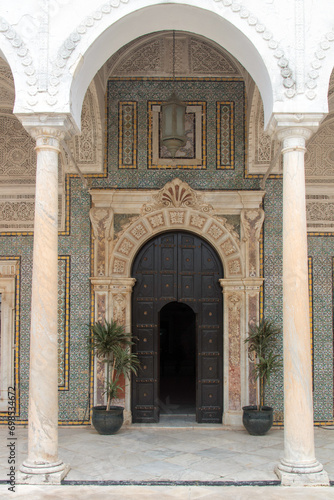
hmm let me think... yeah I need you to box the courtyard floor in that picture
[0,418,334,499]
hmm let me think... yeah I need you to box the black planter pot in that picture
[242,405,273,436]
[92,406,124,435]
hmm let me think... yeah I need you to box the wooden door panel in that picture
[136,328,155,352]
[136,274,155,297]
[135,382,155,406]
[201,329,219,352]
[136,301,155,325]
[180,248,195,272]
[137,355,155,378]
[201,302,220,326]
[161,247,175,271]
[137,244,155,271]
[179,274,195,300]
[132,231,223,424]
[201,356,219,379]
[160,273,177,301]
[201,246,219,271]
[201,275,219,298]
[201,383,220,406]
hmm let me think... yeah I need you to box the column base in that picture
[275,459,329,486]
[18,460,70,485]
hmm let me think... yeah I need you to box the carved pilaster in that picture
[90,208,113,277]
[243,278,264,406]
[109,278,136,423]
[90,279,110,406]
[241,209,264,278]
[219,279,244,426]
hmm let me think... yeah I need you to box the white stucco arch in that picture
[67,2,276,129]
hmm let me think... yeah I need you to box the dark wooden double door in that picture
[131,232,223,423]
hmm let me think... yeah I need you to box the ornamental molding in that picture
[0,17,37,107]
[43,0,296,107]
[48,0,129,108]
[305,29,334,100]
[2,1,332,108]
[268,113,325,141]
[213,0,296,98]
[142,178,214,215]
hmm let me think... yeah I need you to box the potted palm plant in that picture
[90,319,140,435]
[242,319,282,435]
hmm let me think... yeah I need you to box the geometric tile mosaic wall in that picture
[0,77,333,424]
[0,177,91,424]
[263,179,334,423]
[105,78,258,191]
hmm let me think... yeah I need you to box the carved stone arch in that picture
[110,179,243,279]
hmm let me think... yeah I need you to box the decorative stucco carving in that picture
[0,18,37,107]
[0,114,36,179]
[305,118,334,179]
[113,39,162,74]
[241,209,265,241]
[305,30,334,100]
[112,292,126,325]
[46,0,295,107]
[65,84,103,174]
[90,207,113,276]
[227,291,242,411]
[49,0,129,107]
[189,37,239,75]
[241,208,264,277]
[247,87,280,174]
[209,0,295,98]
[142,178,214,214]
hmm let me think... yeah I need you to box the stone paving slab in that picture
[0,425,334,495]
[1,485,334,500]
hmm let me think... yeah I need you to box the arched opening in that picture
[131,231,224,424]
[159,301,196,415]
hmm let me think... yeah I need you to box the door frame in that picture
[90,178,265,427]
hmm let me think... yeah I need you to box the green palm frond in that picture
[245,319,282,409]
[90,319,140,410]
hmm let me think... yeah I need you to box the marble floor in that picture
[0,420,334,498]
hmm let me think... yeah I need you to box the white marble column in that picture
[270,115,329,486]
[17,117,73,484]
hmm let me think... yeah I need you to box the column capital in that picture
[15,113,78,143]
[268,113,325,143]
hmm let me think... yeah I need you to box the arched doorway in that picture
[131,231,223,424]
[159,302,196,415]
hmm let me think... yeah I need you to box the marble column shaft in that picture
[20,128,68,480]
[276,125,328,485]
[282,132,315,463]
